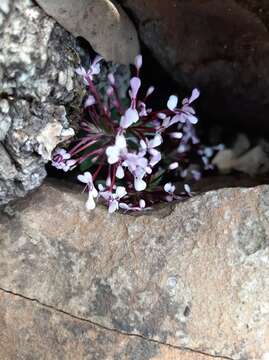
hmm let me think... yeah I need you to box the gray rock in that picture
[0,0,84,205]
[118,0,269,131]
[1,181,269,359]
[35,0,140,65]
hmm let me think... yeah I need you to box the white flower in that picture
[100,186,127,213]
[106,134,127,164]
[164,182,176,202]
[146,86,155,97]
[51,148,76,172]
[130,77,141,100]
[134,177,147,191]
[167,95,178,111]
[169,162,179,170]
[119,198,149,212]
[167,89,200,125]
[116,165,125,179]
[84,95,95,108]
[184,184,192,196]
[134,54,142,70]
[77,171,98,211]
[120,107,139,129]
[164,182,176,194]
[76,55,103,83]
[140,134,162,168]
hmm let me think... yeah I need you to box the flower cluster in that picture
[52,54,213,213]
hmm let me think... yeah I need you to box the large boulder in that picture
[117,0,269,131]
[1,181,269,359]
[35,0,140,65]
[0,0,84,205]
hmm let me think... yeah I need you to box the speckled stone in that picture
[0,0,83,205]
[1,181,269,359]
[0,289,211,360]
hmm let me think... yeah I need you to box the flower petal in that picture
[84,95,95,108]
[189,88,200,103]
[167,95,178,111]
[134,177,147,191]
[130,77,141,99]
[120,108,139,129]
[85,194,96,211]
[116,165,125,179]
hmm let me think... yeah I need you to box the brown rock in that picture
[1,181,269,359]
[36,0,140,65]
[0,289,210,360]
[118,0,269,131]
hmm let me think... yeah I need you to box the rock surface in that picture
[0,290,211,360]
[36,0,140,65]
[0,0,84,205]
[118,0,269,131]
[1,181,269,359]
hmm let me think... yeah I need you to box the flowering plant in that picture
[52,54,213,213]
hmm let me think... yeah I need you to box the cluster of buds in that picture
[52,55,213,213]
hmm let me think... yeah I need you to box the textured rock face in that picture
[0,291,210,360]
[0,0,83,205]
[36,0,140,65]
[118,0,269,131]
[1,181,269,359]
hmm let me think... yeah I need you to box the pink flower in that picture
[77,171,98,210]
[130,77,141,100]
[164,182,176,202]
[140,134,162,168]
[106,134,127,164]
[100,186,127,213]
[76,55,103,83]
[84,95,95,108]
[119,198,150,212]
[122,151,149,191]
[120,107,139,129]
[167,88,200,125]
[52,148,76,172]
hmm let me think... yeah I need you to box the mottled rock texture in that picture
[1,181,269,359]
[118,0,269,131]
[36,0,140,65]
[0,290,211,360]
[0,0,84,205]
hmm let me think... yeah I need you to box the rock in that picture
[212,134,269,175]
[1,180,269,359]
[0,0,84,205]
[118,0,269,131]
[0,290,211,360]
[35,0,140,65]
